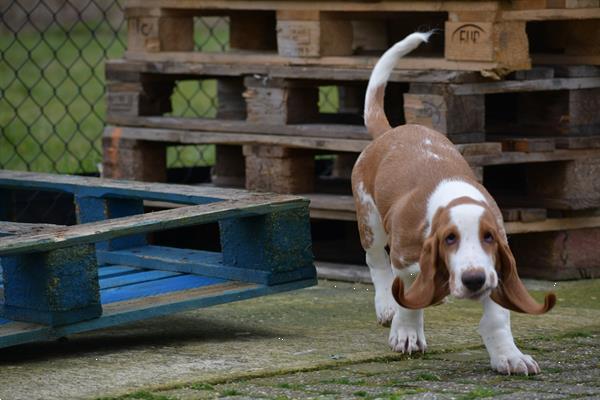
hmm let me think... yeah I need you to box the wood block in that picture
[219,207,313,273]
[244,77,318,124]
[404,89,485,135]
[0,244,102,325]
[445,21,530,69]
[524,158,600,209]
[511,67,555,80]
[276,10,353,57]
[243,145,315,193]
[127,15,193,53]
[102,133,166,182]
[212,145,245,187]
[510,228,600,280]
[75,196,146,251]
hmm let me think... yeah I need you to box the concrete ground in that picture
[0,278,598,400]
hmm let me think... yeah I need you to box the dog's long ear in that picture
[392,235,449,309]
[490,240,556,314]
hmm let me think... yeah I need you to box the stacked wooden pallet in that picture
[104,0,600,280]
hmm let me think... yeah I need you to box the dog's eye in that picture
[445,233,457,245]
[483,232,494,243]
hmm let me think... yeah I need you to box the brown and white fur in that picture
[352,32,556,375]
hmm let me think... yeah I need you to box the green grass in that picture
[97,391,174,400]
[220,388,241,396]
[189,382,215,391]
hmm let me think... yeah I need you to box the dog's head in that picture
[392,197,556,314]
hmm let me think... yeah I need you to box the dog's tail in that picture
[364,32,433,138]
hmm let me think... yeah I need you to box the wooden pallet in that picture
[104,60,600,198]
[121,0,600,72]
[0,171,316,349]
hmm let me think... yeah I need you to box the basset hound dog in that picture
[352,32,556,375]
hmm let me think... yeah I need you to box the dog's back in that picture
[353,31,478,223]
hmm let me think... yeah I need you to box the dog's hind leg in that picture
[355,182,395,326]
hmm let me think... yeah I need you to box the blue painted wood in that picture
[0,171,235,205]
[98,265,141,278]
[0,171,317,348]
[219,207,314,273]
[0,278,316,349]
[101,274,225,304]
[100,269,180,290]
[0,198,304,256]
[75,196,110,251]
[105,198,146,250]
[97,246,316,285]
[75,196,146,251]
[0,244,102,326]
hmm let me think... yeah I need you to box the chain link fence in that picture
[0,0,338,177]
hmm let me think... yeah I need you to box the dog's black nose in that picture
[462,270,486,292]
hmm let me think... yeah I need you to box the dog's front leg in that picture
[389,263,426,354]
[479,295,540,375]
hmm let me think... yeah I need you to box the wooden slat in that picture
[100,269,182,290]
[123,51,502,72]
[0,170,252,204]
[315,261,370,283]
[447,77,600,95]
[101,274,225,304]
[502,7,600,20]
[98,265,142,279]
[0,278,315,349]
[0,195,306,256]
[505,216,600,234]
[124,1,502,13]
[106,59,483,83]
[107,115,371,140]
[107,125,371,152]
[0,222,63,236]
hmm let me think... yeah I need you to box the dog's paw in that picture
[375,292,396,327]
[490,352,540,375]
[389,326,427,354]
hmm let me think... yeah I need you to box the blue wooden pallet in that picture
[0,171,316,349]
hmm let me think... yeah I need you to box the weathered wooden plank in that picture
[123,51,503,72]
[502,7,600,20]
[0,278,316,349]
[106,125,371,152]
[447,77,600,95]
[106,59,483,83]
[97,246,316,285]
[124,1,502,13]
[101,274,225,304]
[0,170,262,204]
[99,269,181,290]
[0,195,307,256]
[106,115,371,140]
[0,222,62,236]
[98,265,141,279]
